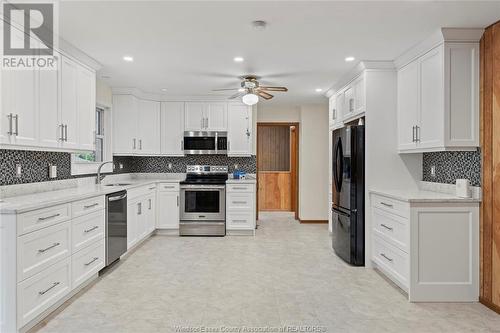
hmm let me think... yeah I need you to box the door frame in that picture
[256,122,299,219]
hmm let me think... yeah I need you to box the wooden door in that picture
[480,21,500,314]
[257,124,297,211]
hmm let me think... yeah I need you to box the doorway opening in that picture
[257,122,299,219]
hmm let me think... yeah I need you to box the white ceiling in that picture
[59,1,500,105]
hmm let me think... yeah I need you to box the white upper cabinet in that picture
[227,103,253,156]
[0,24,96,152]
[329,95,343,129]
[113,95,161,155]
[113,95,139,155]
[396,28,481,153]
[161,102,185,156]
[185,102,227,131]
[327,71,366,125]
[138,99,161,155]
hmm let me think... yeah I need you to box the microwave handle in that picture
[215,132,218,153]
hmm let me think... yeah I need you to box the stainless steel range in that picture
[179,165,228,236]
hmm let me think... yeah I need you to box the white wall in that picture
[256,102,329,221]
[299,104,329,220]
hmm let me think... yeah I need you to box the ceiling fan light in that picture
[242,93,259,106]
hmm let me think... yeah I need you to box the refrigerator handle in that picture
[336,137,344,192]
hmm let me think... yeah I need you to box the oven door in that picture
[180,185,226,221]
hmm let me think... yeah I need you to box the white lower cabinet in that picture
[370,191,479,302]
[157,183,180,230]
[71,238,105,288]
[17,257,72,327]
[226,182,256,234]
[127,198,140,249]
[71,210,105,253]
[127,185,159,249]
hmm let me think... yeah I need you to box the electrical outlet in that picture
[15,164,22,178]
[168,163,173,170]
[430,165,436,178]
[119,163,124,169]
[49,165,57,178]
[234,164,239,170]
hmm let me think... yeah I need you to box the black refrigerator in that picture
[331,124,365,266]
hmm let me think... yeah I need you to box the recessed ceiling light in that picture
[345,56,355,62]
[233,57,244,63]
[315,88,323,93]
[252,20,267,31]
[123,55,134,62]
[161,88,167,92]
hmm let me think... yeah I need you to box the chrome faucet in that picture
[96,161,115,184]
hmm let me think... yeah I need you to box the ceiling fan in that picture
[212,75,288,105]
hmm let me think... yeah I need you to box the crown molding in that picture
[394,28,484,69]
[325,60,395,97]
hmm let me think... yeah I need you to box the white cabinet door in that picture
[206,102,227,131]
[161,102,185,156]
[343,86,354,120]
[138,99,160,154]
[185,102,205,131]
[60,56,79,150]
[418,47,443,149]
[127,199,139,249]
[397,61,419,151]
[336,91,345,124]
[39,53,61,148]
[353,75,365,115]
[157,191,180,229]
[228,104,252,156]
[113,95,138,154]
[76,65,96,151]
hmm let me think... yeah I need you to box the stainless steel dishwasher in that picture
[105,191,127,266]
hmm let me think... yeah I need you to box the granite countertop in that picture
[226,174,257,184]
[369,189,481,203]
[0,178,182,214]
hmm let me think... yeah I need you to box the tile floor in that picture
[34,212,500,333]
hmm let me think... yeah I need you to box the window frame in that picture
[71,104,113,175]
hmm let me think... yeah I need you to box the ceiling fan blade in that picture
[212,88,240,91]
[259,86,288,92]
[228,92,245,99]
[257,91,274,100]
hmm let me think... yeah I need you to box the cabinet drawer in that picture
[227,193,253,210]
[72,210,105,253]
[127,185,155,200]
[17,257,71,327]
[372,207,409,252]
[72,238,105,288]
[372,235,409,290]
[17,204,71,236]
[17,222,71,282]
[371,194,409,218]
[227,183,254,193]
[158,183,179,192]
[72,196,105,218]
[226,211,255,230]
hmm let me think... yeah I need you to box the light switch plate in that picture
[49,165,57,178]
[15,164,22,178]
[430,165,436,178]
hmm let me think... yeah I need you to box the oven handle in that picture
[180,185,226,190]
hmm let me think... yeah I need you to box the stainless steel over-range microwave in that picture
[183,131,227,154]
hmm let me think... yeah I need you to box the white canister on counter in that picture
[456,179,471,198]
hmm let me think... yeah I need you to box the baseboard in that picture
[155,229,179,236]
[226,229,255,236]
[480,297,500,314]
[299,219,328,224]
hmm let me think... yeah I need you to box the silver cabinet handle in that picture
[137,202,142,215]
[38,281,60,295]
[7,113,13,135]
[232,219,247,223]
[415,125,420,142]
[412,126,416,142]
[164,185,175,189]
[64,124,68,141]
[38,242,60,253]
[232,201,247,204]
[380,202,393,208]
[139,139,142,150]
[133,138,136,149]
[13,114,19,136]
[227,141,230,151]
[148,186,156,190]
[38,213,60,221]
[59,124,64,141]
[177,195,179,207]
[84,257,99,266]
[380,253,393,262]
[380,224,393,231]
[84,203,99,209]
[231,187,248,190]
[349,98,354,112]
[84,225,99,233]
[181,140,184,150]
[148,198,152,210]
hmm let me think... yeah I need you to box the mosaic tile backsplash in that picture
[1,149,256,185]
[422,149,481,186]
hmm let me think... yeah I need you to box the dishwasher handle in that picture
[108,193,127,202]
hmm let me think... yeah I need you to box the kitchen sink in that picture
[104,183,132,186]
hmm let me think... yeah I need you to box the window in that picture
[71,106,112,175]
